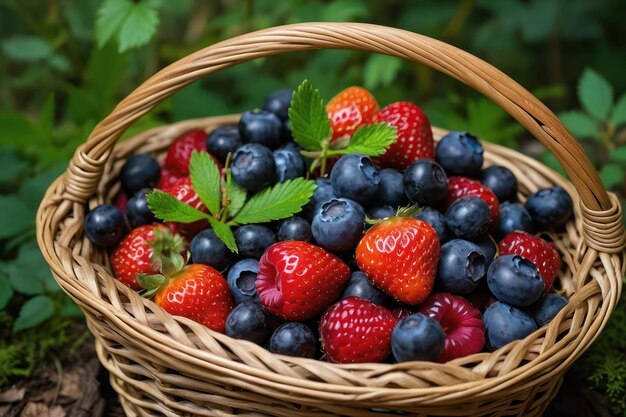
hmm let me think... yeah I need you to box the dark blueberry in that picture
[483,301,537,350]
[231,143,277,192]
[415,207,448,242]
[479,166,517,202]
[84,204,126,248]
[367,206,396,220]
[126,189,156,228]
[227,259,260,304]
[273,146,305,182]
[532,293,568,327]
[495,202,533,240]
[269,322,317,358]
[403,159,448,206]
[470,235,497,267]
[330,154,381,205]
[206,125,243,163]
[234,225,277,259]
[445,197,491,239]
[121,154,160,194]
[283,119,293,141]
[262,88,293,121]
[341,271,390,306]
[437,239,486,295]
[239,110,284,149]
[278,216,312,242]
[487,255,544,307]
[391,313,445,362]
[376,168,408,208]
[225,301,270,345]
[302,178,337,221]
[190,228,234,271]
[525,186,573,231]
[435,131,484,176]
[311,198,365,252]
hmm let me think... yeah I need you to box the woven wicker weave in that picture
[37,23,624,416]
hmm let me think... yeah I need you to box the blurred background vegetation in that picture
[1,0,625,414]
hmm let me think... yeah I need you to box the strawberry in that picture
[164,130,222,176]
[498,231,561,292]
[443,176,500,226]
[327,86,379,141]
[111,224,185,291]
[355,214,440,305]
[374,102,434,170]
[320,296,397,363]
[156,167,181,190]
[161,176,208,236]
[256,240,351,321]
[113,190,128,213]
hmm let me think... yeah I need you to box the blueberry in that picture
[341,271,391,306]
[403,159,448,206]
[206,125,243,163]
[495,202,533,240]
[227,259,260,304]
[121,154,160,194]
[435,131,484,176]
[376,168,408,208]
[483,301,537,350]
[532,293,568,327]
[312,198,365,252]
[302,178,337,221]
[234,225,277,259]
[479,166,517,202]
[445,197,491,239]
[262,88,293,121]
[225,301,270,345]
[487,255,544,307]
[470,235,497,267]
[437,239,486,295]
[269,322,317,358]
[231,143,277,192]
[367,206,396,220]
[273,146,304,182]
[278,216,312,242]
[391,313,445,362]
[126,189,156,228]
[525,186,573,230]
[330,154,380,205]
[191,228,234,271]
[84,204,126,248]
[415,207,448,242]
[239,110,284,149]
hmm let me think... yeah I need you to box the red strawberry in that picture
[498,231,561,292]
[256,241,351,321]
[156,167,181,190]
[443,176,500,226]
[327,86,379,140]
[392,307,414,321]
[114,190,128,213]
[164,130,221,176]
[111,224,185,291]
[161,176,208,236]
[374,102,434,170]
[320,296,397,363]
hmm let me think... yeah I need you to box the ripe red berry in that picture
[164,130,221,176]
[161,176,208,236]
[327,86,379,141]
[443,176,500,226]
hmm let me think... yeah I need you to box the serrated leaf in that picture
[117,2,159,52]
[578,68,613,120]
[95,0,133,49]
[13,295,54,332]
[0,196,35,239]
[364,55,402,90]
[559,111,598,138]
[331,123,396,156]
[599,164,624,189]
[190,151,221,215]
[610,147,626,163]
[288,80,330,151]
[147,190,208,223]
[233,178,316,225]
[5,242,59,295]
[226,171,246,218]
[0,275,13,309]
[610,94,626,127]
[207,218,237,253]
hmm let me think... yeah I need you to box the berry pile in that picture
[84,81,574,364]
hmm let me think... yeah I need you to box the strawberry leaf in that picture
[226,170,246,218]
[147,190,208,223]
[208,217,238,253]
[329,123,396,157]
[233,178,316,225]
[190,151,221,215]
[288,80,330,151]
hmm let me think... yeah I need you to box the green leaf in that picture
[18,165,66,210]
[147,190,208,223]
[207,218,237,253]
[578,68,613,120]
[599,164,624,190]
[559,111,598,138]
[0,150,27,184]
[1,36,53,62]
[13,295,54,332]
[610,93,626,127]
[189,151,221,215]
[610,147,626,163]
[96,0,133,49]
[226,171,246,218]
[0,113,40,148]
[5,242,60,295]
[117,2,159,52]
[234,178,316,225]
[0,196,35,239]
[364,55,402,90]
[288,80,331,151]
[59,301,83,319]
[331,123,396,157]
[0,275,13,310]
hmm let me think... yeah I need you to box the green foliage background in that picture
[0,0,625,412]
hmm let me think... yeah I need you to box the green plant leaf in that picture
[207,218,237,253]
[0,113,40,147]
[330,123,396,157]
[4,242,60,295]
[578,68,613,120]
[599,164,624,190]
[233,178,316,225]
[117,2,159,52]
[13,295,54,332]
[363,55,402,90]
[0,150,27,184]
[226,171,246,218]
[95,0,134,49]
[610,93,626,127]
[1,36,53,62]
[610,146,626,163]
[0,275,13,309]
[147,190,208,223]
[559,111,598,138]
[189,151,221,215]
[288,80,330,151]
[0,196,35,239]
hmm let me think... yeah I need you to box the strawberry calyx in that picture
[138,228,188,298]
[364,204,423,226]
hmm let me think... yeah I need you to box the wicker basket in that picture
[37,23,625,416]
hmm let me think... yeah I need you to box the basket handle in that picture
[65,22,623,250]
